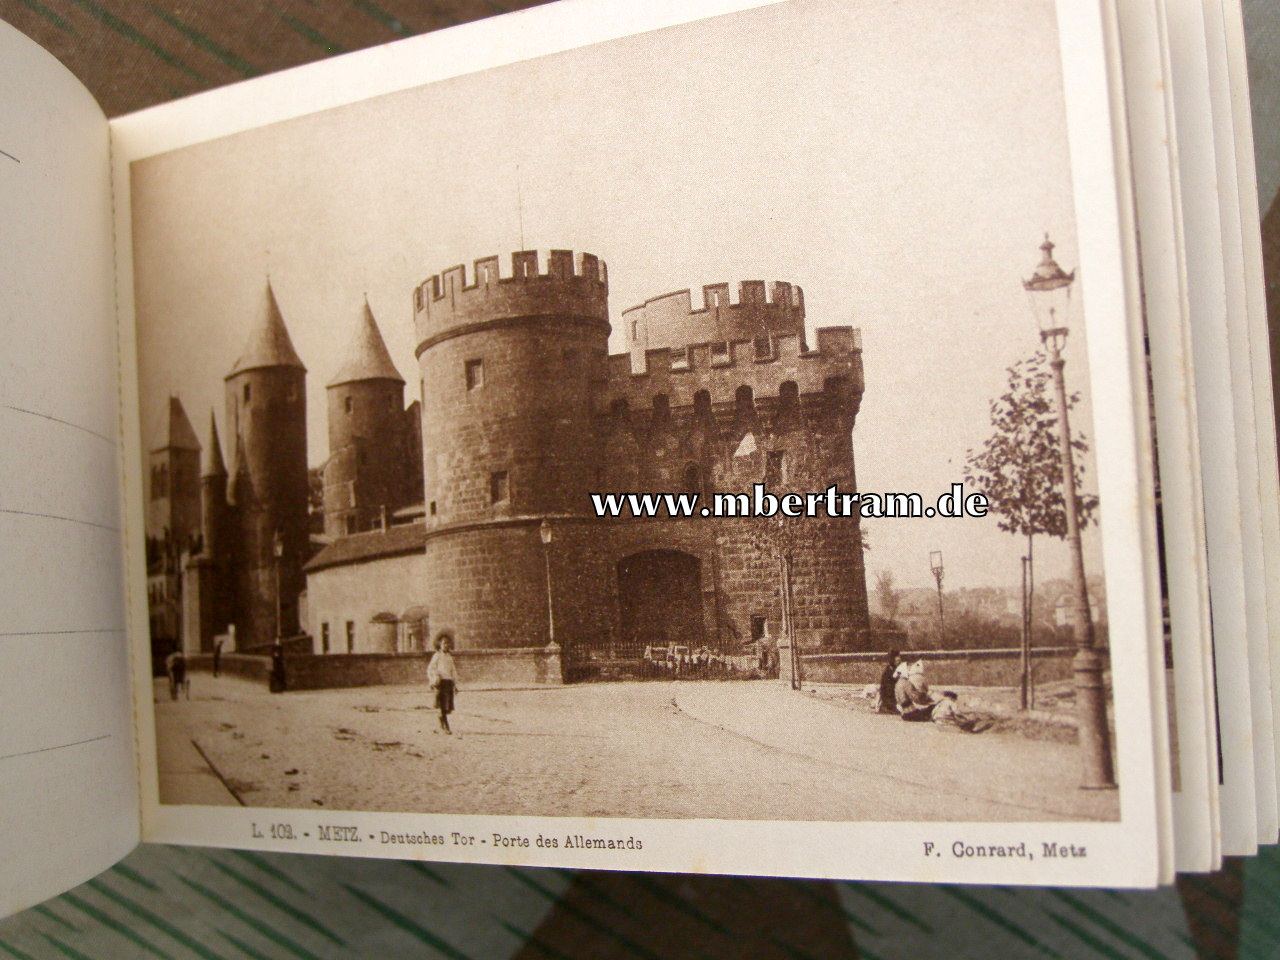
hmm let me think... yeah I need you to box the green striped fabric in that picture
[0,844,1237,959]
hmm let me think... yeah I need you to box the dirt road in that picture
[154,676,1119,822]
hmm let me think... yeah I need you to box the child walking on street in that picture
[428,635,458,734]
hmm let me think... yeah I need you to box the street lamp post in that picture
[539,519,557,648]
[1023,235,1116,789]
[929,550,945,643]
[272,529,284,643]
[1021,553,1034,710]
[761,512,802,691]
[781,549,800,690]
[269,529,285,694]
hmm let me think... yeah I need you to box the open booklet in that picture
[3,0,1277,916]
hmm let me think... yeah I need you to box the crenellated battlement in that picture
[622,280,805,355]
[599,325,863,422]
[414,250,609,351]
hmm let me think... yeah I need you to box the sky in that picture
[130,0,1109,593]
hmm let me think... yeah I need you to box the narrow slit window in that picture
[683,463,702,497]
[765,450,786,487]
[490,470,510,504]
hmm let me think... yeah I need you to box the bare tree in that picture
[964,350,1098,546]
[964,350,1098,707]
[874,568,901,624]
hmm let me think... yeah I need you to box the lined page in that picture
[0,22,139,918]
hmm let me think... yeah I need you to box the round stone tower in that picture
[224,281,308,647]
[323,299,406,537]
[413,250,609,649]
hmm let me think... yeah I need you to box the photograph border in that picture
[113,0,1166,886]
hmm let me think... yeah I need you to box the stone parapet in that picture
[184,653,271,683]
[414,250,608,352]
[622,280,805,355]
[799,647,1083,687]
[276,646,564,691]
[602,326,862,420]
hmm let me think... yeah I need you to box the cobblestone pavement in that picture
[154,676,1119,822]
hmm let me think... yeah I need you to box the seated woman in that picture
[897,660,940,721]
[895,659,931,714]
[875,650,900,713]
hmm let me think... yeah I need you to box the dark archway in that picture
[616,550,704,656]
[400,604,430,652]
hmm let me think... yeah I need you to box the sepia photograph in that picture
[132,0,1127,827]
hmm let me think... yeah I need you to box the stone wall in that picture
[185,652,271,682]
[279,646,563,691]
[800,647,1080,687]
[594,377,869,653]
[421,522,552,650]
[307,549,431,654]
[621,280,806,366]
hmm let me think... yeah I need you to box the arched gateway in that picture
[616,550,705,656]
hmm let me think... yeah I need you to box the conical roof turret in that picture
[228,280,306,376]
[202,410,227,478]
[229,432,254,505]
[328,298,403,387]
[153,395,201,453]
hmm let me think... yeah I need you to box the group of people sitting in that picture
[872,650,993,733]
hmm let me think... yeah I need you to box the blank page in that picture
[0,22,139,918]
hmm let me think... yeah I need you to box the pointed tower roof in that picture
[153,395,201,453]
[328,298,403,387]
[202,411,227,478]
[229,432,254,506]
[228,281,306,377]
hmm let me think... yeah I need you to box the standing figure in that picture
[428,636,458,734]
[165,651,188,700]
[212,638,224,677]
[269,642,286,694]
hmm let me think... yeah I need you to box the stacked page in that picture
[2,0,1279,913]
